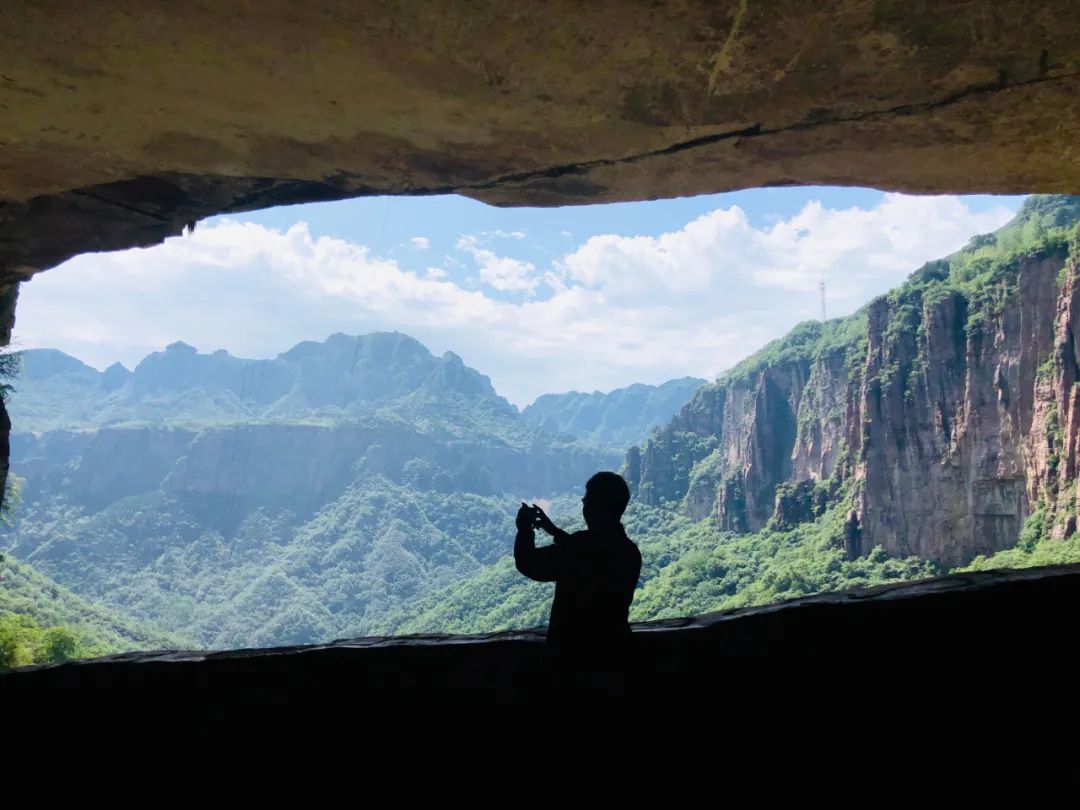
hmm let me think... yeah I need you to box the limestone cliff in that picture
[629,196,1080,567]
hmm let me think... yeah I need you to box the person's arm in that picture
[514,503,561,582]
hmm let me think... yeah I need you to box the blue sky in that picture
[225,187,1021,287]
[13,187,1024,405]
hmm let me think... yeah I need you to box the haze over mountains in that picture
[12,333,516,432]
[10,332,698,449]
[522,378,705,449]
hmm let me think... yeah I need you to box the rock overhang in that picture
[2,0,1080,283]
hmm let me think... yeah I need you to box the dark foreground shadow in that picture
[5,564,1080,725]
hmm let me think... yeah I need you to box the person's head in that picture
[582,471,631,529]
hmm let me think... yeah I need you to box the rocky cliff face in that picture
[10,412,613,527]
[629,197,1080,567]
[5,329,619,526]
[157,421,610,521]
[853,254,1062,565]
[634,326,857,534]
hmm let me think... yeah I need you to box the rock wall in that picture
[11,420,617,521]
[635,354,820,532]
[3,2,1080,285]
[854,255,1063,565]
[630,233,1080,567]
[0,284,18,511]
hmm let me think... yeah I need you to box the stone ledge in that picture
[5,563,1078,703]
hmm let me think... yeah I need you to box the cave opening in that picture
[7,186,1078,669]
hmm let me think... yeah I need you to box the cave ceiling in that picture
[1,0,1079,284]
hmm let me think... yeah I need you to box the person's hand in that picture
[532,504,559,536]
[516,502,537,532]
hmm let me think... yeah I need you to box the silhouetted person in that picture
[515,471,642,666]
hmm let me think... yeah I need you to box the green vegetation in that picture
[722,313,869,388]
[0,553,188,669]
[962,536,1080,571]
[1,614,80,669]
[4,473,529,649]
[961,499,1080,571]
[631,498,933,621]
[371,490,936,635]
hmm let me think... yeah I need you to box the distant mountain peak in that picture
[102,361,132,392]
[9,331,519,431]
[17,348,98,381]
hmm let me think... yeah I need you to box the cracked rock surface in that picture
[2,1,1080,282]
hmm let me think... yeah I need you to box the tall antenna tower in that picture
[819,280,827,322]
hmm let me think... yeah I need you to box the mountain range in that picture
[0,332,701,652]
[10,332,699,449]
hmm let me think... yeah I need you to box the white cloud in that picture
[409,236,430,250]
[13,194,1020,406]
[557,194,1014,308]
[456,234,538,293]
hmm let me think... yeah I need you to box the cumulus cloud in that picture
[13,194,1019,405]
[557,195,1014,308]
[409,236,430,250]
[455,234,538,292]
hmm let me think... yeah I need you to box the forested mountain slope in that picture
[0,553,188,667]
[375,195,1080,633]
[1,333,618,650]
